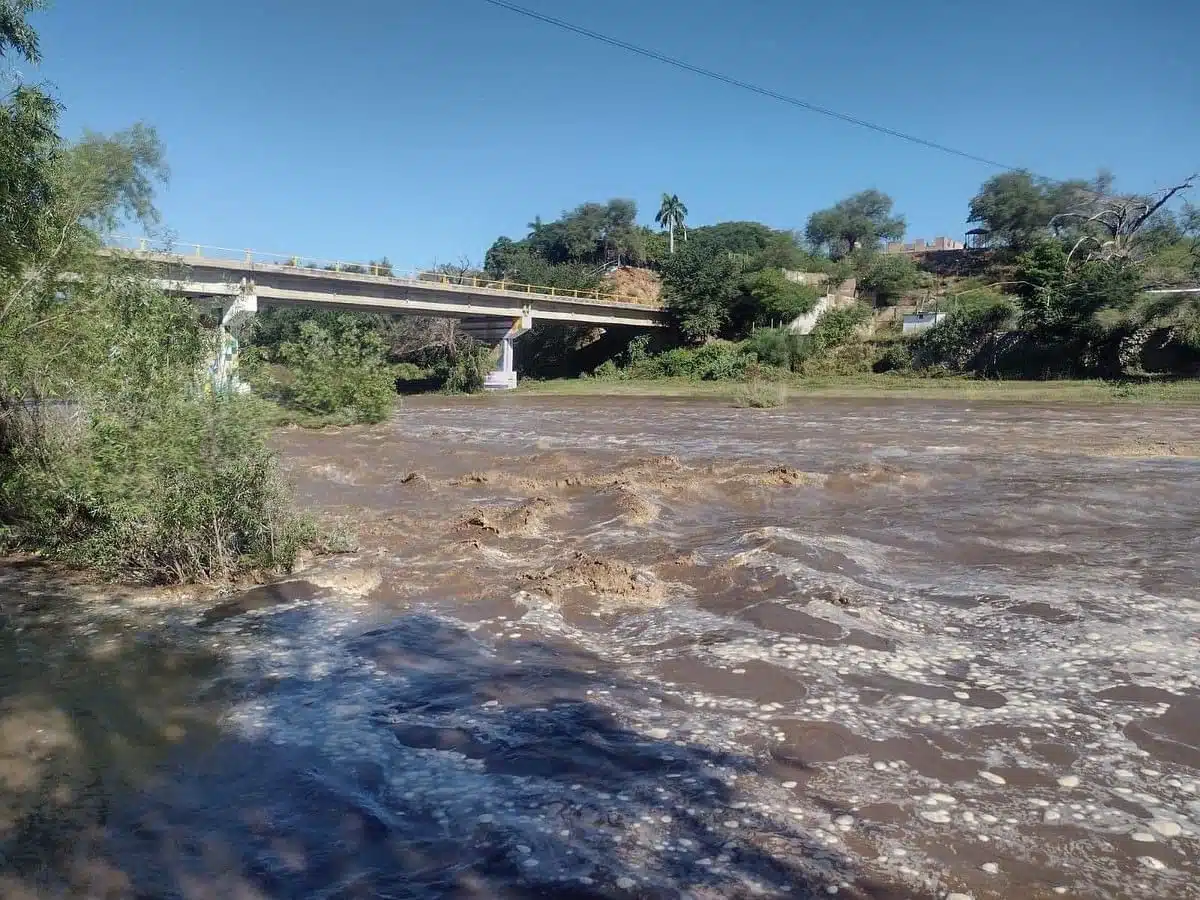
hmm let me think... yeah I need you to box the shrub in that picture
[743,327,806,371]
[392,362,428,382]
[799,339,880,376]
[733,380,787,409]
[280,317,396,422]
[593,359,623,380]
[808,302,871,355]
[440,345,491,394]
[628,341,753,380]
[2,391,317,585]
[860,254,922,306]
[910,304,1013,372]
[744,269,822,325]
[873,338,915,373]
[661,244,739,341]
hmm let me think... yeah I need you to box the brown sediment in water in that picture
[602,483,660,524]
[456,496,567,538]
[523,550,668,611]
[1085,438,1200,458]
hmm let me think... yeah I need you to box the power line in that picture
[479,0,1021,172]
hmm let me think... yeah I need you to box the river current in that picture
[1,396,1197,899]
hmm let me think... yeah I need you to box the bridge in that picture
[106,240,667,389]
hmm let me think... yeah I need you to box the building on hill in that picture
[884,236,965,254]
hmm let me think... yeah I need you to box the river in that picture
[1,396,1197,899]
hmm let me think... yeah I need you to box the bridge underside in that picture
[161,262,663,390]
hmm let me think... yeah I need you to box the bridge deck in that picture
[111,250,667,329]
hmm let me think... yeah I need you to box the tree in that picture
[655,193,688,255]
[0,0,44,64]
[0,85,59,278]
[660,243,738,341]
[1051,174,1197,264]
[1184,202,1200,275]
[860,253,922,306]
[60,124,168,232]
[967,171,1058,251]
[280,316,396,422]
[689,221,775,255]
[1013,239,1141,342]
[743,269,821,326]
[518,198,644,266]
[804,190,905,258]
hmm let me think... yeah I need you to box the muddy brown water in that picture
[1,396,1198,899]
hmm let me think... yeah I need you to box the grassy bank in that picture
[516,375,1200,404]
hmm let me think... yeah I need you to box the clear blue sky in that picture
[30,0,1200,268]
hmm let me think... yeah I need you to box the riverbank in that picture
[515,374,1200,404]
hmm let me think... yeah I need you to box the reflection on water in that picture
[1,396,1198,899]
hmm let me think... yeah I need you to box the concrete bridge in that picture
[108,244,666,389]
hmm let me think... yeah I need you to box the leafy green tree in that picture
[743,269,821,325]
[967,171,1062,251]
[484,236,522,276]
[860,253,922,306]
[1014,239,1142,341]
[689,221,777,255]
[661,243,738,341]
[0,0,43,63]
[805,190,905,258]
[1,2,319,580]
[60,124,168,231]
[743,327,805,371]
[0,85,58,277]
[280,316,396,422]
[807,302,871,354]
[909,305,1013,373]
[655,193,688,255]
[525,198,644,265]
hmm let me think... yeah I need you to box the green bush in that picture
[808,302,871,354]
[593,359,623,380]
[440,345,491,394]
[910,305,1013,372]
[860,253,923,306]
[0,5,326,584]
[743,269,822,325]
[873,338,915,373]
[628,341,753,380]
[280,317,396,422]
[743,327,806,371]
[2,387,318,585]
[392,361,428,382]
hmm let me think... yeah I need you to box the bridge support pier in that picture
[221,279,258,330]
[484,314,532,390]
[209,281,257,394]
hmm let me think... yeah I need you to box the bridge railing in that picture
[107,235,663,308]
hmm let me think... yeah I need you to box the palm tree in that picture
[655,193,689,255]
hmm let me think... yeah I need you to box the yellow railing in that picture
[109,235,662,308]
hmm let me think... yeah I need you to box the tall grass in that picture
[733,380,788,409]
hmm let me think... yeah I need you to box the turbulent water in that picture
[1,396,1198,899]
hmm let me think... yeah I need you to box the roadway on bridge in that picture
[116,250,668,330]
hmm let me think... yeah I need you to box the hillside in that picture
[604,266,662,304]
